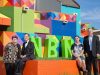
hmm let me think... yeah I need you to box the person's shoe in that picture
[15,73,22,75]
[83,68,88,72]
[83,70,88,75]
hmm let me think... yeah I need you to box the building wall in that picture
[0,7,49,33]
[36,0,61,12]
[61,6,81,37]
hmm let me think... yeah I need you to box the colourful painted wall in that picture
[0,1,82,59]
[0,0,96,75]
[0,7,49,33]
[0,0,85,60]
[0,31,74,59]
[0,6,80,37]
[61,6,81,37]
[0,0,35,9]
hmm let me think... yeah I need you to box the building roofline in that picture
[61,0,80,8]
[73,0,80,8]
[93,30,100,32]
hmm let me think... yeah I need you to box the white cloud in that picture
[81,8,100,20]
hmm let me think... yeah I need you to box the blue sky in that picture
[76,0,100,29]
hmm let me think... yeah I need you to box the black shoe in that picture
[83,70,88,75]
[15,73,22,75]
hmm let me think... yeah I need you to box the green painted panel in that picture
[31,37,43,58]
[61,36,74,59]
[44,38,58,58]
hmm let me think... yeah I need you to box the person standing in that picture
[3,35,21,75]
[83,28,100,75]
[16,33,35,75]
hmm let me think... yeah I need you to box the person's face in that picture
[88,28,93,36]
[24,34,29,41]
[75,37,80,43]
[12,38,18,44]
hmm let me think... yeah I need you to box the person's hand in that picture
[21,55,26,58]
[97,54,100,57]
[23,55,26,58]
[20,55,23,58]
[74,53,78,57]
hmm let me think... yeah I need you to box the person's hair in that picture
[74,36,80,39]
[88,28,93,30]
[74,36,80,42]
[12,35,18,40]
[24,33,30,37]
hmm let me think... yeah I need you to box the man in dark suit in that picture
[15,33,35,75]
[83,28,100,75]
[21,33,35,60]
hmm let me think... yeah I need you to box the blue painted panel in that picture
[51,20,77,38]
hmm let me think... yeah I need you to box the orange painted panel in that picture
[23,60,38,75]
[81,30,88,37]
[23,60,79,75]
[2,18,11,26]
[0,18,3,24]
[0,61,6,75]
[0,60,100,75]
[0,18,11,26]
